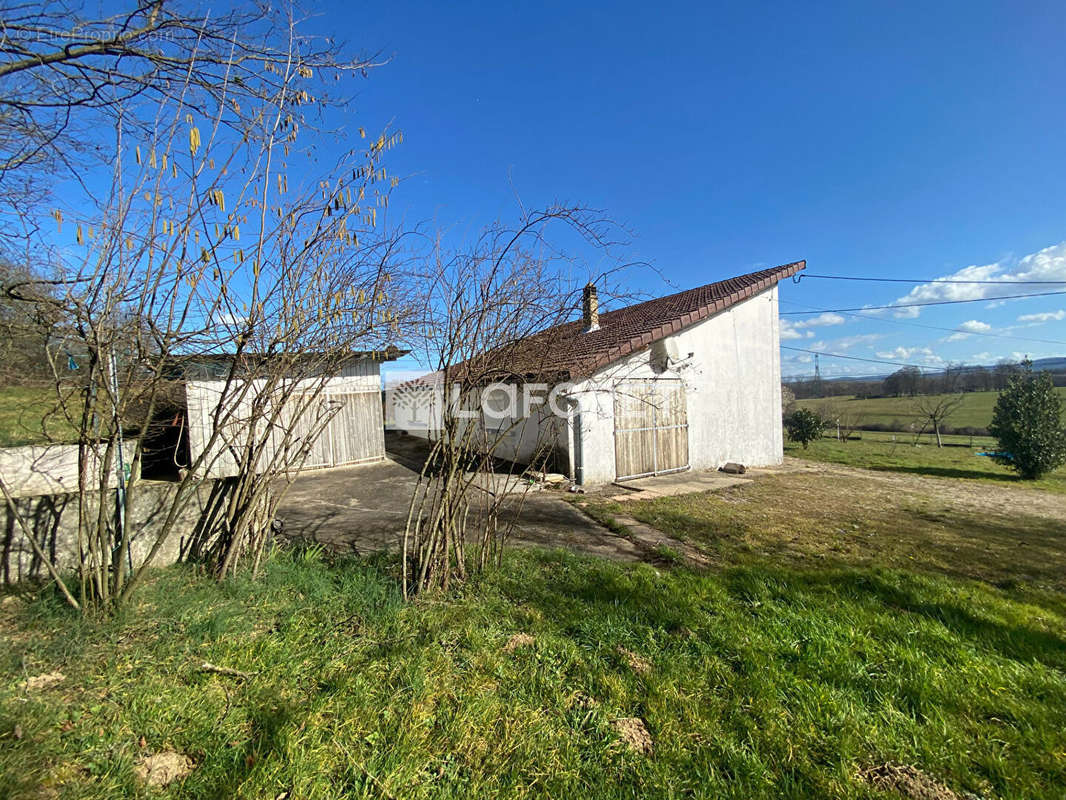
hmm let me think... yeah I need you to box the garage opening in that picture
[613,379,689,481]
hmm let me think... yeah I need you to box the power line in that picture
[794,273,1066,285]
[779,300,1066,346]
[781,345,950,372]
[780,289,1066,315]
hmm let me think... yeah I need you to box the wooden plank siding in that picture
[184,358,386,478]
[326,392,385,466]
[613,379,689,481]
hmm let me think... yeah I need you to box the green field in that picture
[784,430,1066,493]
[795,388,1066,432]
[0,386,79,447]
[4,389,1066,798]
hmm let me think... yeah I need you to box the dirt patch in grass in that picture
[616,646,651,675]
[788,458,1066,522]
[503,633,535,652]
[586,462,1066,592]
[611,717,653,755]
[19,671,65,692]
[134,751,195,787]
[859,762,965,800]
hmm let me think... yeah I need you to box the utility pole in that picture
[107,349,130,576]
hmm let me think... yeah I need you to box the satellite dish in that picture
[651,337,681,369]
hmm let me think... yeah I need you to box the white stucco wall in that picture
[440,284,784,484]
[569,284,783,484]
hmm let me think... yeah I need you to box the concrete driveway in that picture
[276,433,649,561]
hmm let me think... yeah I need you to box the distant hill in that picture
[787,356,1066,384]
[1033,356,1066,371]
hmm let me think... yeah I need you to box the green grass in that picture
[0,386,80,447]
[784,430,1066,493]
[3,541,1066,799]
[580,469,1066,596]
[795,388,1066,431]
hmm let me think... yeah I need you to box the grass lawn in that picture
[784,431,1066,494]
[4,509,1066,798]
[4,433,1066,798]
[795,388,1066,431]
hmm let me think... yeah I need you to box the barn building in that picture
[480,261,804,485]
[169,350,403,478]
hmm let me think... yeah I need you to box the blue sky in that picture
[271,2,1065,375]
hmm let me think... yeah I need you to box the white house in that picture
[478,261,804,485]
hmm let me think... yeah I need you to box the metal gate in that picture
[613,379,689,481]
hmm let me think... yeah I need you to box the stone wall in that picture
[0,442,138,498]
[1,480,214,585]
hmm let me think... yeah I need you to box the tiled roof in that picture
[497,260,805,380]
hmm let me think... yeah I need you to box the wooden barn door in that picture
[613,380,689,481]
[285,393,332,469]
[274,390,384,471]
[326,391,385,466]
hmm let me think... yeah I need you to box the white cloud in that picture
[967,350,1037,365]
[792,312,846,329]
[875,346,946,367]
[886,241,1066,317]
[831,333,883,350]
[942,319,992,342]
[780,319,816,340]
[1017,310,1065,323]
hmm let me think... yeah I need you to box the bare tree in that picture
[780,384,796,417]
[912,394,964,447]
[818,399,863,443]
[0,2,413,609]
[399,207,629,597]
[0,0,381,252]
[941,362,966,394]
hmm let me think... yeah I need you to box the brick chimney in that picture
[582,283,600,332]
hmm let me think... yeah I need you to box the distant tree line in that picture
[786,359,1065,401]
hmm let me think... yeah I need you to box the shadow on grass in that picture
[194,689,299,800]
[507,550,1066,675]
[728,568,1066,672]
[866,464,1023,483]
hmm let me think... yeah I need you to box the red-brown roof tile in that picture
[499,260,805,380]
